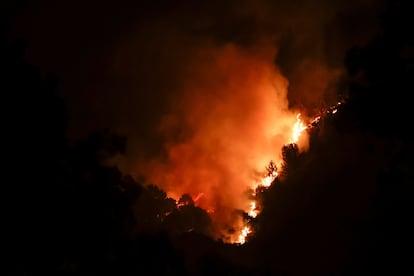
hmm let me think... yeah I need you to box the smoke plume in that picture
[134,41,302,239]
[9,0,385,240]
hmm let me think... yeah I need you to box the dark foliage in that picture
[1,24,214,275]
[2,0,413,274]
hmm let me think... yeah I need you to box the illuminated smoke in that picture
[234,101,342,244]
[15,0,383,245]
[141,42,309,242]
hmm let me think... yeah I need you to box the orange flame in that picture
[248,201,258,218]
[236,225,252,245]
[141,43,342,244]
[291,113,307,144]
[235,115,301,244]
[235,103,342,244]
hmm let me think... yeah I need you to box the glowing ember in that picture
[291,113,307,144]
[176,201,185,208]
[309,116,321,126]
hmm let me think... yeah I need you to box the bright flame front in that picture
[237,225,252,244]
[234,102,343,244]
[291,113,307,144]
[234,114,304,244]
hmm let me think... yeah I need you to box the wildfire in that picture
[248,201,258,218]
[167,106,338,245]
[234,106,341,245]
[143,41,344,246]
[291,113,307,144]
[237,225,252,244]
[235,112,307,244]
[261,170,278,188]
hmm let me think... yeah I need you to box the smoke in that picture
[9,0,385,240]
[117,0,385,238]
[134,41,300,238]
[92,0,383,240]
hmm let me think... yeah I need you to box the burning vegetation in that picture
[3,0,412,274]
[136,42,343,244]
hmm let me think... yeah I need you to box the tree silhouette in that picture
[2,0,412,274]
[280,143,300,179]
[0,33,203,274]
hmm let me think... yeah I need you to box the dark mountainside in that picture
[2,0,413,275]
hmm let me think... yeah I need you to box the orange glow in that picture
[261,170,278,188]
[193,192,204,203]
[232,102,343,244]
[237,225,252,245]
[310,116,321,126]
[234,114,309,244]
[291,113,307,144]
[141,43,312,243]
[248,201,258,218]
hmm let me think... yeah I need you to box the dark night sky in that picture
[2,0,413,275]
[8,0,384,146]
[5,0,389,206]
